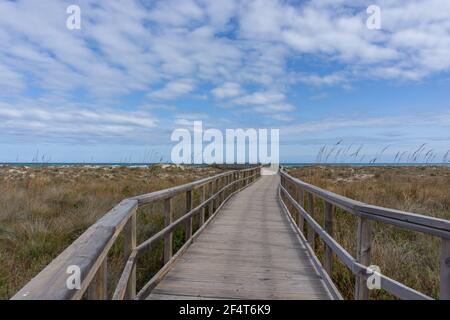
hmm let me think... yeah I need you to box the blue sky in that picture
[0,0,449,163]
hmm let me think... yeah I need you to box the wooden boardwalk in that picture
[14,166,449,300]
[147,174,333,300]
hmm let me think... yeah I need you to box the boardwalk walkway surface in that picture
[148,174,333,300]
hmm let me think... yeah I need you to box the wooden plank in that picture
[148,293,234,300]
[152,286,329,300]
[165,267,320,280]
[157,277,327,294]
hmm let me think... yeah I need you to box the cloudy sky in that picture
[0,0,449,163]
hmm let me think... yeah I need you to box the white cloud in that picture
[233,91,285,105]
[149,79,195,100]
[254,103,295,114]
[0,0,450,148]
[297,73,348,86]
[211,82,242,99]
[0,99,158,144]
[0,63,25,93]
[283,112,450,136]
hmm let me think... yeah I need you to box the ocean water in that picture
[0,162,448,167]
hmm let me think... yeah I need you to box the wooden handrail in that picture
[281,170,450,235]
[12,166,261,300]
[279,168,450,300]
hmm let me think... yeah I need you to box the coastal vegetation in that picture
[0,164,222,299]
[0,164,448,299]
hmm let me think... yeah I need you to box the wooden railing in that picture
[279,168,450,300]
[12,166,261,300]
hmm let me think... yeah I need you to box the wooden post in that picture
[163,197,173,264]
[214,179,220,211]
[296,186,304,232]
[324,201,333,276]
[87,258,108,300]
[185,190,193,241]
[216,178,221,207]
[307,193,315,250]
[239,171,243,189]
[355,217,372,300]
[440,238,450,300]
[220,177,224,204]
[200,185,205,226]
[123,212,136,299]
[208,181,213,216]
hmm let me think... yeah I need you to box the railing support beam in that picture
[185,190,193,241]
[87,258,108,300]
[200,186,205,226]
[324,202,333,276]
[164,197,173,264]
[296,186,304,231]
[307,193,315,250]
[441,238,450,300]
[355,217,372,300]
[123,211,136,299]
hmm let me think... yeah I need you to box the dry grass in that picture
[0,164,222,299]
[286,165,450,299]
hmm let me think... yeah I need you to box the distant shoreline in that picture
[0,162,448,167]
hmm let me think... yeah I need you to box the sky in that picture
[0,0,449,163]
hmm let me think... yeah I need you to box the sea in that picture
[0,162,448,167]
